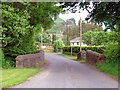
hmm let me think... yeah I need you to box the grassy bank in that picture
[44,48,54,53]
[60,54,86,63]
[1,68,40,88]
[96,63,118,78]
[60,54,76,60]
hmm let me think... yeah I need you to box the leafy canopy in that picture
[2,2,62,68]
[59,1,120,30]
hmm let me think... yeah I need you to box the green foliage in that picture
[107,31,119,43]
[0,49,4,60]
[104,42,119,64]
[62,35,68,46]
[0,49,4,68]
[52,34,58,44]
[2,57,15,69]
[35,33,51,43]
[63,22,103,41]
[82,31,93,45]
[83,31,118,46]
[82,31,107,45]
[27,2,62,29]
[2,3,36,56]
[53,40,65,52]
[49,16,65,34]
[9,46,37,57]
[83,30,119,64]
[63,46,105,53]
[2,3,31,48]
[2,2,62,68]
[0,49,14,68]
[0,49,14,69]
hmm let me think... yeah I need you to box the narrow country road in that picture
[13,53,118,88]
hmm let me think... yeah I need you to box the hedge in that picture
[62,46,105,54]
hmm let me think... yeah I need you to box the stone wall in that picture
[86,50,106,65]
[16,50,44,68]
[77,50,86,60]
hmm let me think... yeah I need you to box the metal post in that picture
[71,45,72,55]
[79,17,82,51]
[67,25,69,46]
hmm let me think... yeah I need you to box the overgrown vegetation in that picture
[104,42,119,64]
[1,2,61,68]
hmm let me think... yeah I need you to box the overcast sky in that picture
[59,10,105,29]
[59,10,89,25]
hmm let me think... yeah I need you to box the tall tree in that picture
[49,16,65,34]
[59,1,120,30]
[2,2,62,67]
[63,20,103,40]
[82,31,118,46]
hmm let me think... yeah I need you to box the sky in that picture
[59,10,106,29]
[59,10,89,25]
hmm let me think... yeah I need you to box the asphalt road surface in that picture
[13,53,118,88]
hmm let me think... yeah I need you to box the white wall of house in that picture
[70,42,87,46]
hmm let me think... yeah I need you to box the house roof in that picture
[48,34,63,39]
[70,37,80,42]
[56,34,63,39]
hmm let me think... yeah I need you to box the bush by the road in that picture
[104,42,119,64]
[63,46,105,54]
[53,40,65,52]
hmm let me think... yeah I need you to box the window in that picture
[77,42,79,45]
[73,42,74,45]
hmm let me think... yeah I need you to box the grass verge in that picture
[60,54,86,63]
[60,54,76,60]
[1,68,40,88]
[44,49,54,53]
[96,63,118,78]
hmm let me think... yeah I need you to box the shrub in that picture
[63,46,105,54]
[9,46,37,57]
[82,31,118,46]
[0,49,4,68]
[0,49,15,68]
[53,40,65,52]
[104,42,119,64]
[2,58,15,69]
